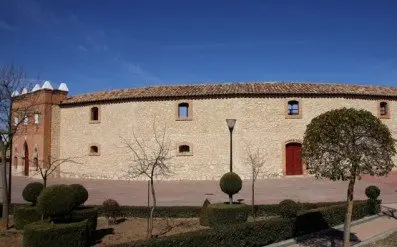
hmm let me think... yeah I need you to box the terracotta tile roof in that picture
[61,82,397,105]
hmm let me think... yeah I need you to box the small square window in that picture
[379,102,389,118]
[177,143,193,156]
[286,100,302,119]
[89,145,100,156]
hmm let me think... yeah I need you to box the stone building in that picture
[11,81,397,180]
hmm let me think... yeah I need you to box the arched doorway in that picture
[24,142,29,176]
[285,143,303,175]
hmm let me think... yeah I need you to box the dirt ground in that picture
[93,217,208,246]
[0,231,21,247]
[0,217,207,247]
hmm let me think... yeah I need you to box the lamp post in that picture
[226,119,236,172]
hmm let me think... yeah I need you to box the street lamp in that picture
[226,119,236,172]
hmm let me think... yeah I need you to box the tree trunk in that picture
[149,178,156,238]
[252,180,255,221]
[229,195,233,204]
[1,150,9,230]
[343,176,356,247]
[43,176,47,189]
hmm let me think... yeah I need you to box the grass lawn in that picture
[362,231,397,247]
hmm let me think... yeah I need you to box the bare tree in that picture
[32,155,82,188]
[122,122,173,238]
[0,64,38,229]
[245,144,278,220]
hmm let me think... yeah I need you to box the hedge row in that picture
[112,200,373,247]
[23,220,88,247]
[13,205,42,230]
[3,200,366,219]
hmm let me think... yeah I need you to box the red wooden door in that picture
[286,143,303,175]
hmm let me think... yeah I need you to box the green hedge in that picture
[116,217,295,247]
[13,205,42,230]
[207,203,249,227]
[1,199,368,219]
[295,200,370,235]
[65,206,98,236]
[113,200,373,247]
[23,220,88,247]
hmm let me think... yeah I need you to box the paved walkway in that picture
[288,215,397,247]
[9,171,397,206]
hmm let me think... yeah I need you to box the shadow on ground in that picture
[294,212,361,247]
[296,229,360,247]
[91,228,114,245]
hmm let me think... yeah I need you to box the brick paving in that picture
[9,171,397,206]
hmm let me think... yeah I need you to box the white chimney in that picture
[32,84,41,92]
[11,91,20,97]
[58,83,69,92]
[42,81,53,90]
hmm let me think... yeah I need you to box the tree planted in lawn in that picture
[302,108,396,247]
[122,121,173,238]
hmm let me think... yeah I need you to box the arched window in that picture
[177,143,193,156]
[287,100,300,115]
[89,145,100,155]
[179,145,190,153]
[90,107,99,121]
[379,102,389,116]
[178,103,189,119]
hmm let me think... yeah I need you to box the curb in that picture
[264,215,381,247]
[353,226,397,246]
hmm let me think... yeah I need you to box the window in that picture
[177,143,193,156]
[178,103,189,118]
[379,102,389,117]
[34,113,40,124]
[287,100,300,115]
[90,107,99,121]
[179,145,190,153]
[23,115,28,125]
[89,145,100,155]
[14,117,19,126]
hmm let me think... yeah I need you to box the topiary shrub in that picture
[199,199,211,226]
[365,185,381,214]
[207,203,249,228]
[14,205,42,230]
[22,182,44,205]
[103,199,121,225]
[23,220,88,247]
[36,184,77,221]
[59,206,98,238]
[220,172,242,204]
[278,199,300,218]
[69,184,89,206]
[365,185,381,200]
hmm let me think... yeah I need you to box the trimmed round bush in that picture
[69,184,89,206]
[36,184,77,219]
[365,185,381,200]
[23,220,88,247]
[14,205,42,230]
[22,182,44,205]
[207,203,249,227]
[279,199,300,218]
[102,199,121,225]
[220,172,242,197]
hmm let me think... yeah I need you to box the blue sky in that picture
[0,0,396,95]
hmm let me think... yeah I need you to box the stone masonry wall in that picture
[57,96,397,180]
